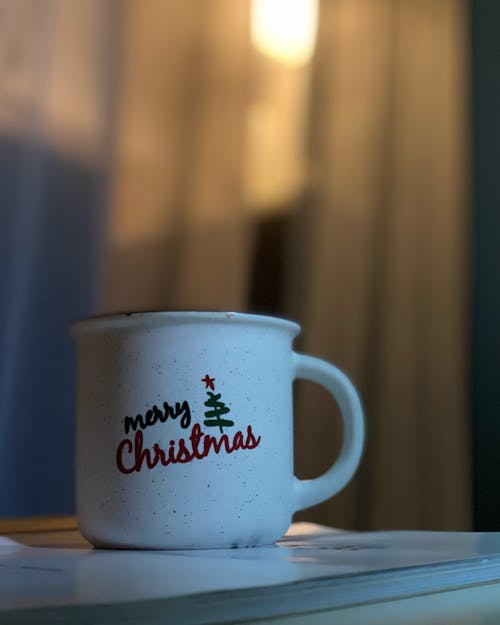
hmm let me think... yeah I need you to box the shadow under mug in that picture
[72,311,365,549]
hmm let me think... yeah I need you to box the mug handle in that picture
[292,352,365,512]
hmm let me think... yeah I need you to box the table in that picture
[1,518,500,624]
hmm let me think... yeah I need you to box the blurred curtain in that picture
[105,0,254,311]
[291,0,471,530]
[0,0,117,516]
[0,0,470,529]
[105,0,471,530]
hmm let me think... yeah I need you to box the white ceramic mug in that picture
[72,311,365,549]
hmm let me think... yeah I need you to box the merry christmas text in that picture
[116,423,261,474]
[124,400,191,434]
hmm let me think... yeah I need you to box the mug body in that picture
[73,311,300,548]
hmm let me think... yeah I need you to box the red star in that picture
[201,374,215,390]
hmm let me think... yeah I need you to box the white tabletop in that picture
[2,522,500,624]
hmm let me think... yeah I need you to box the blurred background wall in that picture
[0,0,474,531]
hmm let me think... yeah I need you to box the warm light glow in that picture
[251,0,319,66]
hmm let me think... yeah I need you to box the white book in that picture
[1,522,500,624]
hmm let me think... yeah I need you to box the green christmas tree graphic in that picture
[201,374,234,433]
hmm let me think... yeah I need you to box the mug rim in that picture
[71,310,301,336]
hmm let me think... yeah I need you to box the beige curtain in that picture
[0,0,114,167]
[105,0,471,530]
[291,0,471,530]
[105,0,254,312]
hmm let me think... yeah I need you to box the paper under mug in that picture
[72,311,365,549]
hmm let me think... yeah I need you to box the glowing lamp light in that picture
[250,0,319,67]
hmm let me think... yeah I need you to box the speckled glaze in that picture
[72,312,364,549]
